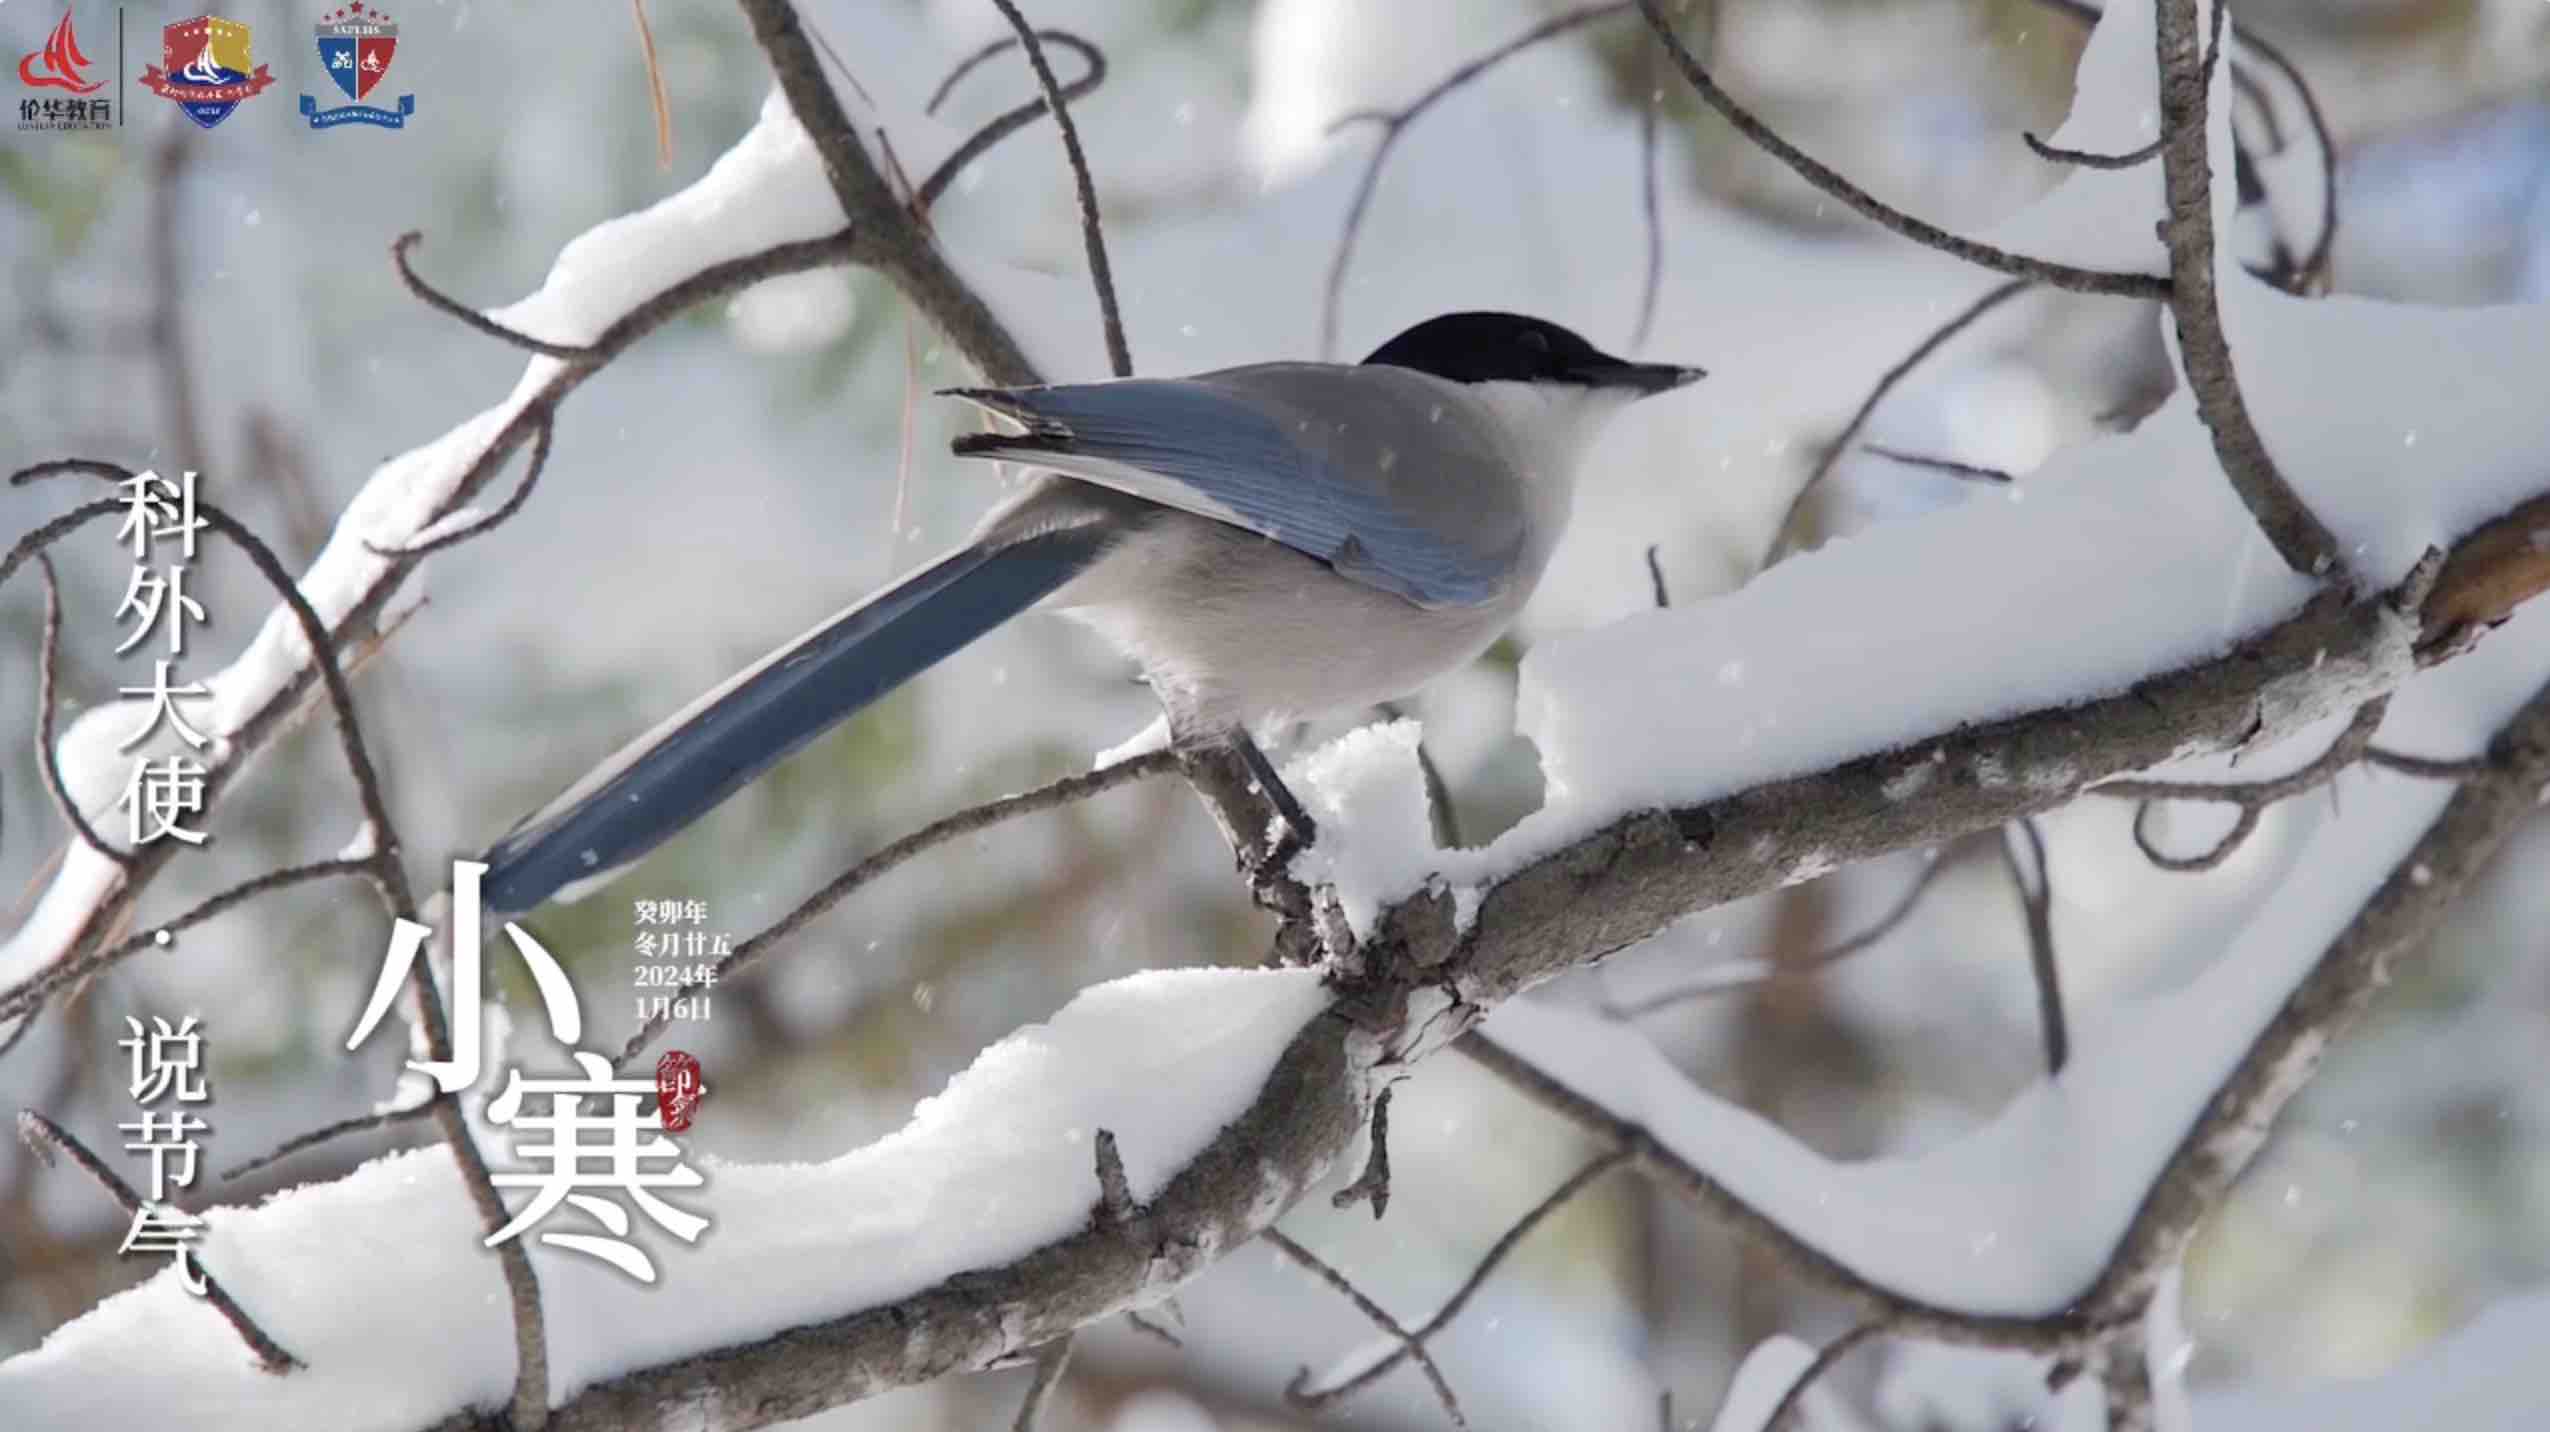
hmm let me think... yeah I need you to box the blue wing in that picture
[946,364,1527,609]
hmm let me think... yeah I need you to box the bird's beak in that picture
[1602,360,1708,397]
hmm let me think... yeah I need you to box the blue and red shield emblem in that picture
[301,4,413,129]
[316,12,396,102]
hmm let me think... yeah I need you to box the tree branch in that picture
[1634,0,2168,299]
[2153,0,2342,578]
[16,1111,301,1374]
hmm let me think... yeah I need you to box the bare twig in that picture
[2365,747,2490,781]
[1603,851,1955,1016]
[1330,1082,1394,1219]
[1630,40,1664,352]
[1009,1336,1073,1432]
[2022,0,2221,175]
[1122,1309,1183,1348]
[1635,0,2167,299]
[365,414,557,560]
[219,1099,439,1182]
[1644,543,1671,608]
[612,748,1182,1069]
[631,0,674,168]
[985,0,1130,378]
[2003,818,2069,1074]
[1765,278,2032,565]
[17,1111,302,1373]
[1859,445,2017,485]
[393,232,599,361]
[1264,1228,1469,1430]
[2229,24,2337,293]
[1378,701,1464,850]
[2024,131,2165,170]
[1288,1152,1626,1412]
[1091,1129,1136,1224]
[1319,2,1633,358]
[1763,1320,1887,1432]
[0,858,372,1026]
[2153,0,2342,578]
[917,31,1107,213]
[2097,698,2388,871]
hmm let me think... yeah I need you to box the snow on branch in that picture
[7,1,2550,1429]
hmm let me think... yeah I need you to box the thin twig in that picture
[1859,444,2017,485]
[1289,1152,1626,1411]
[986,0,1130,378]
[1763,1319,1888,1432]
[2003,818,2069,1074]
[2365,747,2490,781]
[2022,0,2222,175]
[1320,2,1632,358]
[1603,852,1955,1016]
[1009,1336,1073,1432]
[631,0,674,168]
[364,414,557,560]
[0,858,372,1025]
[1645,543,1671,608]
[612,749,1183,1070]
[2024,131,2165,170]
[393,232,598,361]
[1636,0,2167,299]
[219,1098,439,1182]
[2098,698,2388,871]
[916,31,1107,213]
[1092,1129,1136,1224]
[34,553,134,870]
[1265,1228,1469,1430]
[1630,39,1664,352]
[2226,22,2338,293]
[1330,1082,1394,1219]
[17,1111,302,1373]
[1764,278,2032,565]
[1378,701,1463,849]
[2152,0,2342,579]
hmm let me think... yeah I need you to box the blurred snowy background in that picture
[1,0,2544,1427]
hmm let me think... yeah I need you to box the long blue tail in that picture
[480,524,1114,915]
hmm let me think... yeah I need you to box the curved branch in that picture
[1634,0,2169,299]
[985,0,1130,378]
[916,30,1107,213]
[1319,2,1633,358]
[2153,0,2342,577]
[1764,278,2033,567]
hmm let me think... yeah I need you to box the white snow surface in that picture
[1480,594,2550,1315]
[0,966,1333,1428]
[1275,0,2550,937]
[1707,1334,1823,1432]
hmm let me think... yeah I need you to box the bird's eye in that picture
[1518,330,1551,355]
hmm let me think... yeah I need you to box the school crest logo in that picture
[300,3,413,130]
[140,16,276,130]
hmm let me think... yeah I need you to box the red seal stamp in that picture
[654,1050,703,1133]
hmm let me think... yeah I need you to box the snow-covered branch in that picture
[6,2,2549,1429]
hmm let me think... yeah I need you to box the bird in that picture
[476,311,1703,915]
